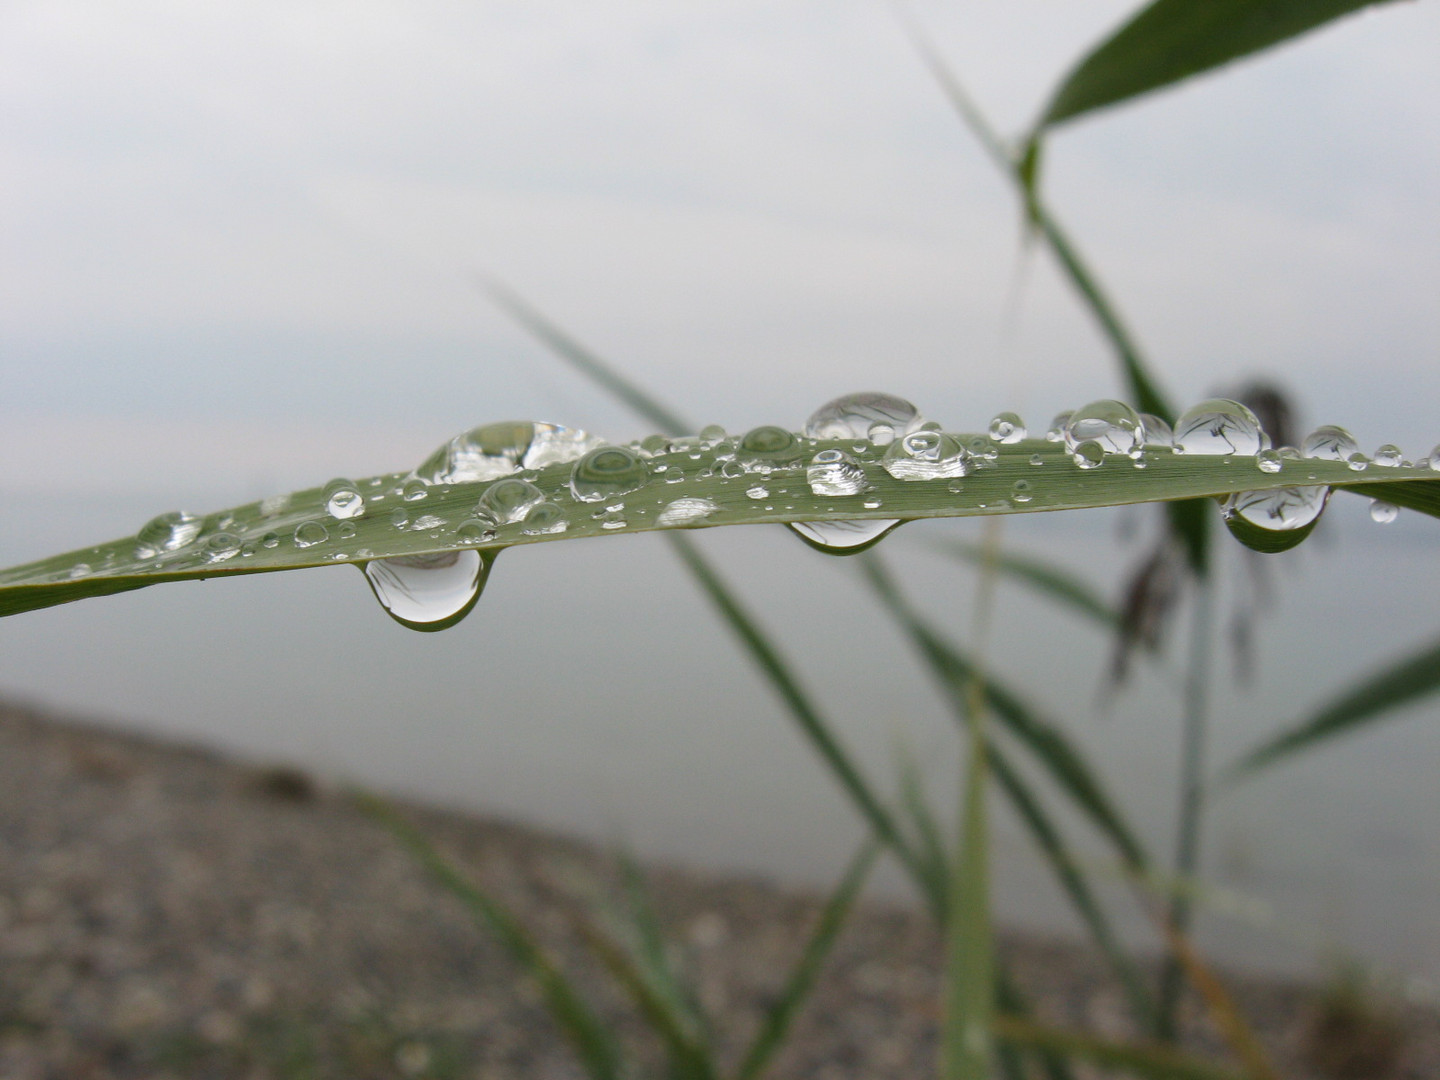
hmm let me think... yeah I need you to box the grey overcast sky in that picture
[2,1,1437,505]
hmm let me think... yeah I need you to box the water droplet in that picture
[569,446,649,502]
[738,425,802,464]
[788,519,902,554]
[324,478,365,520]
[455,518,498,544]
[657,497,720,527]
[1372,444,1403,467]
[1029,453,1044,466]
[411,514,445,531]
[699,424,727,443]
[416,421,600,484]
[1071,440,1105,469]
[477,478,546,524]
[804,392,924,441]
[402,479,430,502]
[261,532,280,549]
[1370,500,1399,524]
[1256,448,1283,473]
[664,468,685,483]
[882,431,968,480]
[337,522,357,540]
[135,511,203,558]
[1347,453,1369,472]
[363,549,494,632]
[68,563,92,579]
[521,502,567,535]
[1134,414,1170,449]
[260,494,290,517]
[600,515,628,530]
[1045,412,1071,442]
[988,411,1026,444]
[1011,480,1032,503]
[862,497,882,509]
[390,508,410,529]
[203,533,242,563]
[806,449,867,496]
[1302,424,1360,461]
[1065,400,1142,456]
[1222,486,1329,553]
[293,521,329,548]
[746,485,769,500]
[1171,399,1266,456]
[867,422,896,446]
[640,434,671,455]
[1430,445,1440,472]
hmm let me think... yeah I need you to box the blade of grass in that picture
[895,747,951,909]
[732,839,879,1080]
[928,537,1120,631]
[1223,630,1440,781]
[353,793,623,1080]
[993,1016,1251,1080]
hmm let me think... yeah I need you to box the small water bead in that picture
[1045,412,1072,442]
[569,445,649,502]
[402,479,430,502]
[1370,500,1399,524]
[336,522,357,541]
[640,434,671,455]
[738,425,802,465]
[1029,453,1044,466]
[746,485,769,500]
[135,511,203,558]
[787,518,902,554]
[882,431,968,480]
[363,549,494,632]
[261,532,280,549]
[1172,399,1267,456]
[699,424,727,443]
[806,449,867,496]
[1346,453,1369,472]
[390,508,410,529]
[657,497,719,527]
[600,512,628,530]
[1256,449,1283,473]
[416,421,600,485]
[477,478,546,524]
[664,468,686,483]
[988,412,1026,444]
[455,519,498,545]
[867,422,896,446]
[293,521,329,548]
[521,502,567,535]
[1011,480,1032,503]
[68,563,92,579]
[804,392,924,441]
[1222,486,1329,553]
[1071,440,1105,469]
[202,532,243,564]
[1372,444,1404,467]
[1302,424,1360,461]
[412,514,445,531]
[260,494,290,517]
[1065,400,1143,456]
[1140,413,1174,448]
[1430,445,1440,472]
[862,497,882,509]
[324,478,365,520]
[719,459,746,479]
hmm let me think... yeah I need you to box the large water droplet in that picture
[1065,400,1142,456]
[1302,424,1360,461]
[737,425,802,464]
[1172,399,1267,456]
[881,431,968,480]
[1370,500,1399,524]
[477,478,546,524]
[363,549,494,632]
[804,392,924,441]
[1222,486,1329,553]
[293,521,329,548]
[988,412,1026,444]
[806,449,867,496]
[416,421,600,485]
[788,519,902,555]
[135,511,202,558]
[1372,444,1404,468]
[657,497,720,527]
[324,478,365,520]
[570,445,649,502]
[1140,413,1174,448]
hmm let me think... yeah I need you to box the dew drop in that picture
[1172,399,1267,456]
[1011,479,1032,503]
[1372,444,1404,468]
[402,479,430,502]
[1302,424,1360,462]
[1256,448,1283,473]
[1222,486,1329,553]
[477,478,546,524]
[337,522,357,541]
[1347,453,1369,472]
[363,549,494,632]
[806,449,867,496]
[1029,453,1044,466]
[787,519,902,555]
[1370,500,1399,524]
[324,478,365,520]
[1065,400,1142,456]
[569,446,649,502]
[1045,412,1072,442]
[261,532,280,549]
[746,485,769,500]
[867,422,896,446]
[411,514,445,531]
[68,563,92,579]
[260,494,290,517]
[521,502,567,535]
[1071,440,1105,469]
[135,511,203,558]
[1430,445,1440,473]
[738,425,802,464]
[882,431,968,480]
[804,392,924,441]
[1140,413,1174,448]
[390,508,410,529]
[203,533,242,563]
[699,424,727,443]
[988,411,1026,444]
[862,497,882,509]
[293,521,329,548]
[656,497,719,527]
[415,421,600,485]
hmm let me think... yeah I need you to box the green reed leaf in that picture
[929,538,1120,631]
[993,1016,1249,1080]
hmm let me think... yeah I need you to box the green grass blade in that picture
[895,749,952,910]
[929,537,1120,631]
[994,968,1078,1080]
[353,793,624,1080]
[1224,631,1440,782]
[1341,477,1440,517]
[1036,0,1402,132]
[732,840,879,1080]
[485,278,692,438]
[993,1016,1250,1080]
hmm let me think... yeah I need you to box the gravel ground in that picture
[1,698,1434,1080]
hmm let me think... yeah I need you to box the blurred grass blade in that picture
[667,533,933,905]
[1035,0,1401,132]
[733,840,879,1080]
[1341,477,1440,518]
[1224,631,1440,781]
[485,278,692,437]
[993,1016,1249,1080]
[354,793,623,1080]
[929,537,1120,630]
[861,555,1150,869]
[896,748,951,907]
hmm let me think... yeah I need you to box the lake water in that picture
[1,488,1436,993]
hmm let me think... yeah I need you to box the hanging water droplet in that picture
[402,479,430,502]
[788,518,902,554]
[1171,399,1267,456]
[521,502,567,535]
[746,485,769,500]
[737,425,802,465]
[135,511,203,558]
[415,421,601,485]
[569,446,649,502]
[1045,411,1072,442]
[1222,486,1329,553]
[1372,444,1403,467]
[657,497,719,527]
[1302,424,1360,461]
[1370,500,1399,524]
[1065,400,1143,456]
[1011,480,1032,503]
[202,533,242,563]
[477,478,546,524]
[293,521,329,548]
[1071,440,1105,469]
[804,392,924,441]
[1256,448,1283,473]
[881,431,969,480]
[363,549,494,632]
[1140,413,1174,448]
[806,449,867,496]
[988,412,1026,444]
[324,478,365,520]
